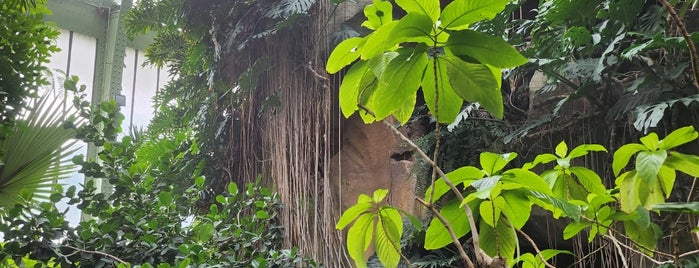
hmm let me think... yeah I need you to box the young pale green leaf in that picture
[563,221,591,240]
[618,171,642,213]
[569,167,606,195]
[612,143,646,176]
[635,150,667,185]
[440,0,508,30]
[665,152,699,177]
[568,144,607,159]
[369,51,399,78]
[339,61,375,118]
[480,197,504,227]
[337,202,374,230]
[425,199,472,249]
[422,57,464,123]
[500,192,532,229]
[503,169,552,195]
[555,141,568,158]
[373,189,390,203]
[425,166,484,202]
[443,56,502,118]
[376,208,403,268]
[479,152,517,176]
[479,216,517,261]
[639,132,660,151]
[465,175,502,204]
[374,48,428,119]
[445,30,527,68]
[362,0,393,30]
[657,165,676,198]
[387,13,434,46]
[360,21,399,60]
[658,126,698,150]
[392,92,418,124]
[326,37,365,74]
[358,193,373,204]
[522,153,557,170]
[347,213,375,268]
[395,0,440,23]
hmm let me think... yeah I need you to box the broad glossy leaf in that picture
[347,213,375,268]
[425,199,471,249]
[528,190,581,221]
[480,152,517,176]
[336,202,374,230]
[326,37,364,74]
[425,166,484,202]
[479,216,516,261]
[465,175,502,203]
[395,0,440,22]
[339,61,376,118]
[361,21,399,60]
[618,171,641,213]
[563,221,591,240]
[480,197,504,227]
[639,132,660,150]
[501,192,532,229]
[665,152,699,177]
[568,144,607,159]
[555,141,568,158]
[388,13,434,46]
[635,150,667,184]
[369,51,399,78]
[422,57,463,123]
[443,56,502,118]
[376,208,402,268]
[612,143,646,176]
[569,167,606,195]
[392,92,418,124]
[363,0,393,30]
[441,0,508,30]
[657,165,675,198]
[446,30,527,68]
[503,168,553,195]
[659,126,698,150]
[373,48,428,120]
[522,153,557,170]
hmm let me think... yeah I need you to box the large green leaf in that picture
[479,216,516,260]
[395,0,440,23]
[442,56,502,118]
[336,202,373,230]
[618,171,641,213]
[568,144,607,159]
[658,126,698,150]
[424,199,471,249]
[569,166,606,195]
[362,0,393,30]
[338,61,374,118]
[347,213,375,268]
[563,221,591,240]
[361,21,399,60]
[528,191,581,221]
[0,90,79,209]
[500,192,532,229]
[425,166,484,202]
[374,48,428,120]
[376,207,402,268]
[635,150,666,185]
[326,37,364,74]
[665,152,699,177]
[479,152,516,176]
[503,168,552,195]
[388,13,434,46]
[612,143,646,176]
[440,0,508,30]
[446,30,527,68]
[480,197,504,227]
[422,57,463,123]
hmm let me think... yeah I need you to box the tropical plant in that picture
[0,87,80,210]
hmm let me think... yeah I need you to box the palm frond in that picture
[0,89,81,209]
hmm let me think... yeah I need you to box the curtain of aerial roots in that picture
[258,1,349,266]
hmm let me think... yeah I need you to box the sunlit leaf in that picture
[635,150,666,184]
[326,37,365,74]
[337,202,374,230]
[422,57,463,123]
[440,0,508,30]
[347,213,375,268]
[395,0,440,22]
[612,143,646,176]
[374,48,428,120]
[659,126,698,150]
[479,216,516,261]
[445,30,527,68]
[425,199,472,249]
[426,166,484,202]
[362,0,393,30]
[443,56,502,118]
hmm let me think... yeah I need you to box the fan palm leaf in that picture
[0,89,80,209]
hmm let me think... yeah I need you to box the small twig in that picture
[516,229,556,268]
[605,234,630,268]
[417,197,474,268]
[61,245,127,264]
[658,0,699,91]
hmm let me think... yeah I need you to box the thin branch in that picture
[516,229,556,268]
[61,245,127,264]
[605,234,630,268]
[417,197,474,268]
[658,0,699,91]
